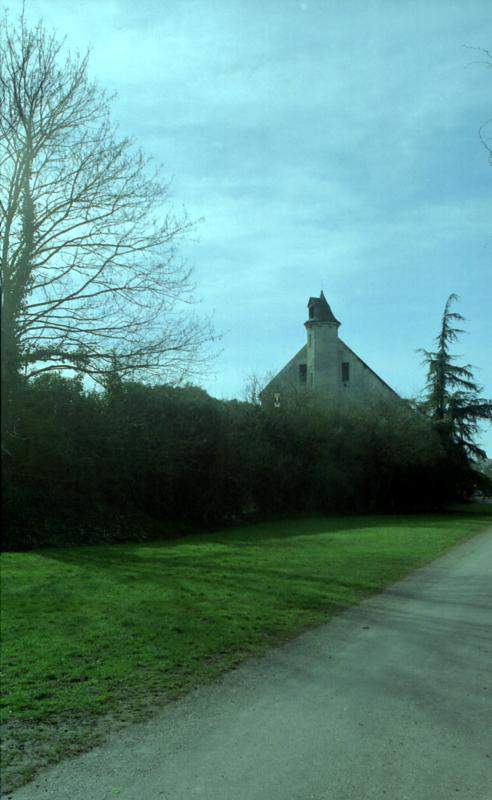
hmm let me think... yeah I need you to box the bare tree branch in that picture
[1,11,216,398]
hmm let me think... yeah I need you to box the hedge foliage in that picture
[2,375,481,550]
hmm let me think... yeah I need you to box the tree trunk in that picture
[1,150,34,448]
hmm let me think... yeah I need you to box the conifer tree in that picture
[419,294,492,459]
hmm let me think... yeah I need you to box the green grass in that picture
[1,507,491,792]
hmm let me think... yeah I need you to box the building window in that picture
[341,362,350,383]
[309,305,314,319]
[274,393,281,408]
[299,364,307,383]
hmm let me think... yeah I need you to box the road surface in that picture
[8,528,492,800]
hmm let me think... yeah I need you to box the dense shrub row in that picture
[2,374,481,550]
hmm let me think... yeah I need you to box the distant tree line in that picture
[3,373,488,550]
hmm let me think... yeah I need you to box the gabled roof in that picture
[338,339,400,399]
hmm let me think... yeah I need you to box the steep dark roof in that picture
[307,291,340,324]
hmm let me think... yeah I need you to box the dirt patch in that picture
[0,679,208,796]
[0,708,147,796]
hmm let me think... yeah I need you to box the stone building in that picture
[260,292,398,407]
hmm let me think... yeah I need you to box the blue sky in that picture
[7,0,492,452]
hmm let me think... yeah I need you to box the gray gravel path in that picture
[8,528,492,800]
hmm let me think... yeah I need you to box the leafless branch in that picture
[1,10,216,391]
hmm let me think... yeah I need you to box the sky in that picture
[5,0,492,453]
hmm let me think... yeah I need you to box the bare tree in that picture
[477,47,492,164]
[243,372,271,406]
[0,12,215,401]
[465,45,492,164]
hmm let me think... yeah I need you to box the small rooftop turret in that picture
[306,291,340,325]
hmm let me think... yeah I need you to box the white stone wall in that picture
[261,337,397,407]
[307,320,340,400]
[261,345,307,404]
[336,339,397,402]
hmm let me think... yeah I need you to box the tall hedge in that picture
[2,375,481,550]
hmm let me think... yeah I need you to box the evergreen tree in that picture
[419,294,492,459]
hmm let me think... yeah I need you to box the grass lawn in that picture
[1,507,491,792]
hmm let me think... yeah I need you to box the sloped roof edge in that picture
[339,339,400,399]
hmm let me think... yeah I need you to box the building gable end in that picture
[338,339,400,398]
